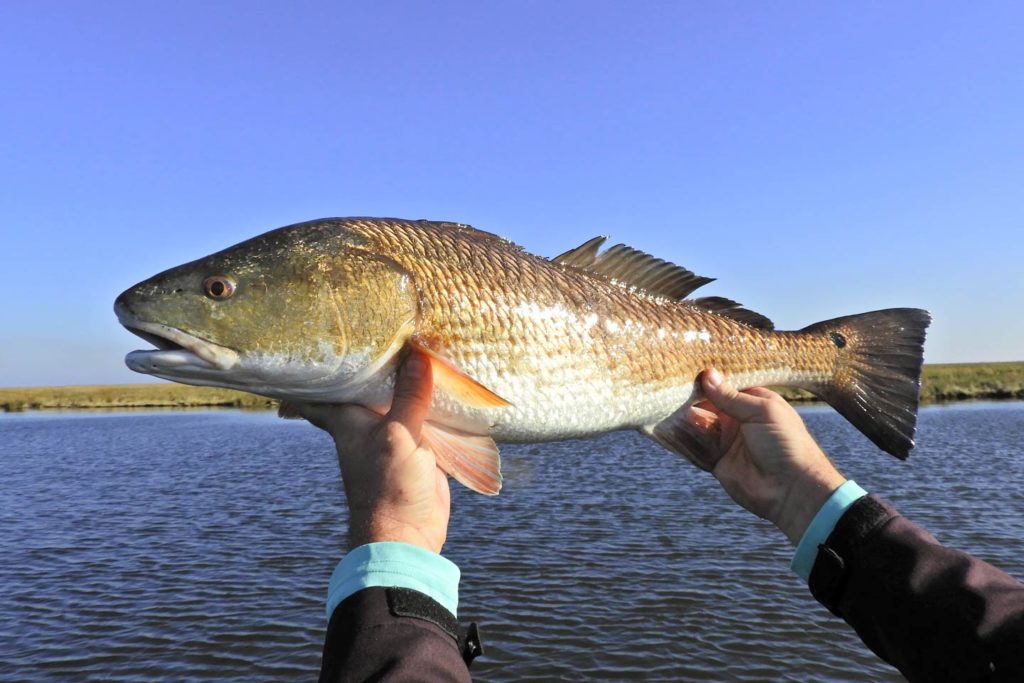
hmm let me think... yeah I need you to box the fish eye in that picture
[203,275,236,300]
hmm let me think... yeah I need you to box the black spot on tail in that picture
[802,308,931,459]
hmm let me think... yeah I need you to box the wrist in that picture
[326,542,461,620]
[789,480,869,581]
[773,467,847,544]
[348,510,446,554]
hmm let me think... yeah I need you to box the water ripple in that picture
[1,403,1022,681]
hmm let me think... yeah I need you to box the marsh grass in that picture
[3,362,1022,412]
[771,361,1024,402]
[0,384,275,412]
[918,362,1024,402]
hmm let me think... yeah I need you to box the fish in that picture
[114,217,931,495]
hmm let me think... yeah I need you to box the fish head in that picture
[114,222,418,398]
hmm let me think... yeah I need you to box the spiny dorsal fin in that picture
[552,235,608,268]
[553,237,714,300]
[688,296,775,330]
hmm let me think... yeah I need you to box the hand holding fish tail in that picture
[693,368,847,544]
[296,352,452,553]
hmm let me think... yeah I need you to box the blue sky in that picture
[1,2,1022,387]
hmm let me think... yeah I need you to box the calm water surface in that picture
[2,403,1023,681]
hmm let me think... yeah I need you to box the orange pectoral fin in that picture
[423,421,502,495]
[409,340,511,409]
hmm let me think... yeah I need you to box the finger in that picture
[744,386,781,400]
[386,351,434,433]
[295,401,379,434]
[701,368,771,423]
[690,401,744,445]
[292,401,335,430]
[684,405,720,434]
[692,397,725,420]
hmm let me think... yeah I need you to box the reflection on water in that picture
[1,403,1022,681]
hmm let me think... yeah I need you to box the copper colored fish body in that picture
[115,218,931,495]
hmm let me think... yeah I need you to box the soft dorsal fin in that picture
[688,296,775,330]
[553,237,714,300]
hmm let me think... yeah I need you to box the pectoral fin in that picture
[283,395,502,495]
[424,421,502,495]
[409,340,511,409]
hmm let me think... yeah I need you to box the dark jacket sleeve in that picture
[318,587,478,683]
[809,494,1024,682]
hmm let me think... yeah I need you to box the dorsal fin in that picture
[552,235,608,268]
[689,296,775,330]
[552,237,714,300]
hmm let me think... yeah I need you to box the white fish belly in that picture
[455,365,830,443]
[333,349,830,444]
[491,380,696,441]
[430,372,697,443]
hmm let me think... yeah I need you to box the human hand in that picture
[684,368,847,544]
[296,352,451,553]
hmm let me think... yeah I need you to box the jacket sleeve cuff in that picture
[791,480,868,582]
[326,542,461,621]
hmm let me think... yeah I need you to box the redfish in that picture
[114,218,930,494]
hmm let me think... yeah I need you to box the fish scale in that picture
[347,219,813,435]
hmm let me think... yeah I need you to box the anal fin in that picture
[278,400,304,419]
[643,404,720,472]
[423,421,502,495]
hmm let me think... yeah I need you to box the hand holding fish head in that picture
[294,351,451,554]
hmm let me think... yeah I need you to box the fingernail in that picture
[403,351,426,379]
[705,368,723,388]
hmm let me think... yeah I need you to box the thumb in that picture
[701,368,769,424]
[387,351,434,431]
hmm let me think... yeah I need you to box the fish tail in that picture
[801,308,931,459]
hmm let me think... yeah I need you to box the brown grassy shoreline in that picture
[773,361,1024,403]
[0,384,275,412]
[2,362,1023,412]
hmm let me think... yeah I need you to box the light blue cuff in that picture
[326,542,460,621]
[790,480,868,582]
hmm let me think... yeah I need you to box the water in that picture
[2,403,1022,681]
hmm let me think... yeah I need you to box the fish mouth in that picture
[118,313,240,375]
